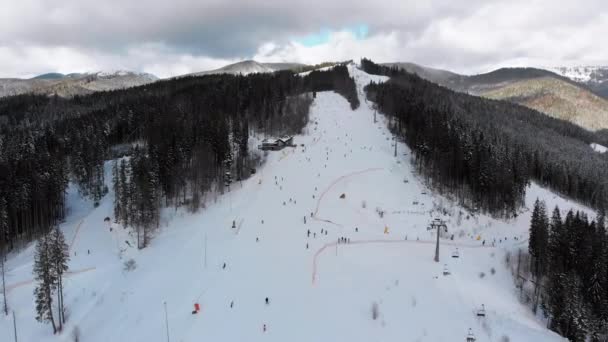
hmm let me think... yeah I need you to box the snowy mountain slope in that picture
[1,64,583,342]
[549,66,608,84]
[0,71,158,98]
[188,60,276,77]
[187,60,310,77]
[549,66,608,99]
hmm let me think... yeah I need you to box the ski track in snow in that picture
[1,63,587,342]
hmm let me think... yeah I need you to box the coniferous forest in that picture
[528,201,608,341]
[362,58,608,217]
[0,65,359,252]
[361,58,608,340]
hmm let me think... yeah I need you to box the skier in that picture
[223,262,226,269]
[263,324,267,332]
[256,237,259,242]
[230,301,234,308]
[265,297,269,305]
[355,227,358,232]
[307,230,310,237]
[314,233,316,238]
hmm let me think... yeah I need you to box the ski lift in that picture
[452,248,460,258]
[466,328,476,341]
[476,304,486,317]
[443,264,450,276]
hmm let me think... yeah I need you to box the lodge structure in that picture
[258,136,294,151]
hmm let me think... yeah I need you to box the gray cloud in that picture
[0,0,606,77]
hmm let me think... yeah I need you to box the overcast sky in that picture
[1,0,606,78]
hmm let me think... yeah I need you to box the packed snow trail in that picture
[1,64,588,342]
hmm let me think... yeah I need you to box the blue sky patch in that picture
[297,24,369,47]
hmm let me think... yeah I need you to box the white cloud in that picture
[0,0,606,78]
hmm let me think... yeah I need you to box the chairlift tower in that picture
[429,218,447,262]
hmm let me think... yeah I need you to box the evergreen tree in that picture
[33,233,57,333]
[0,196,8,315]
[529,199,549,277]
[50,226,69,329]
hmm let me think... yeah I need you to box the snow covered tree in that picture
[529,199,549,277]
[50,226,69,329]
[33,233,58,333]
[1,196,8,316]
[529,199,548,312]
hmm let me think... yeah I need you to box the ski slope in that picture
[1,64,582,342]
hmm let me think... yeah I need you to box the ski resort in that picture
[1,63,595,342]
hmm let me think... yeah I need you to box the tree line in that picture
[529,200,607,341]
[361,58,608,217]
[0,64,359,254]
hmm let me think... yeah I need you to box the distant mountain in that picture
[189,60,275,76]
[382,62,460,87]
[0,70,158,98]
[549,66,608,98]
[261,62,308,71]
[188,60,309,77]
[387,62,608,131]
[31,72,66,80]
[482,77,608,131]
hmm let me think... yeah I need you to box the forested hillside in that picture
[0,65,359,252]
[362,59,608,217]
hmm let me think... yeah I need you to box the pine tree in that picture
[529,199,548,312]
[529,199,549,276]
[50,227,69,329]
[0,196,8,316]
[33,234,57,333]
[112,160,121,223]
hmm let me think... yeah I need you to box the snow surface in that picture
[591,143,607,153]
[1,64,584,342]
